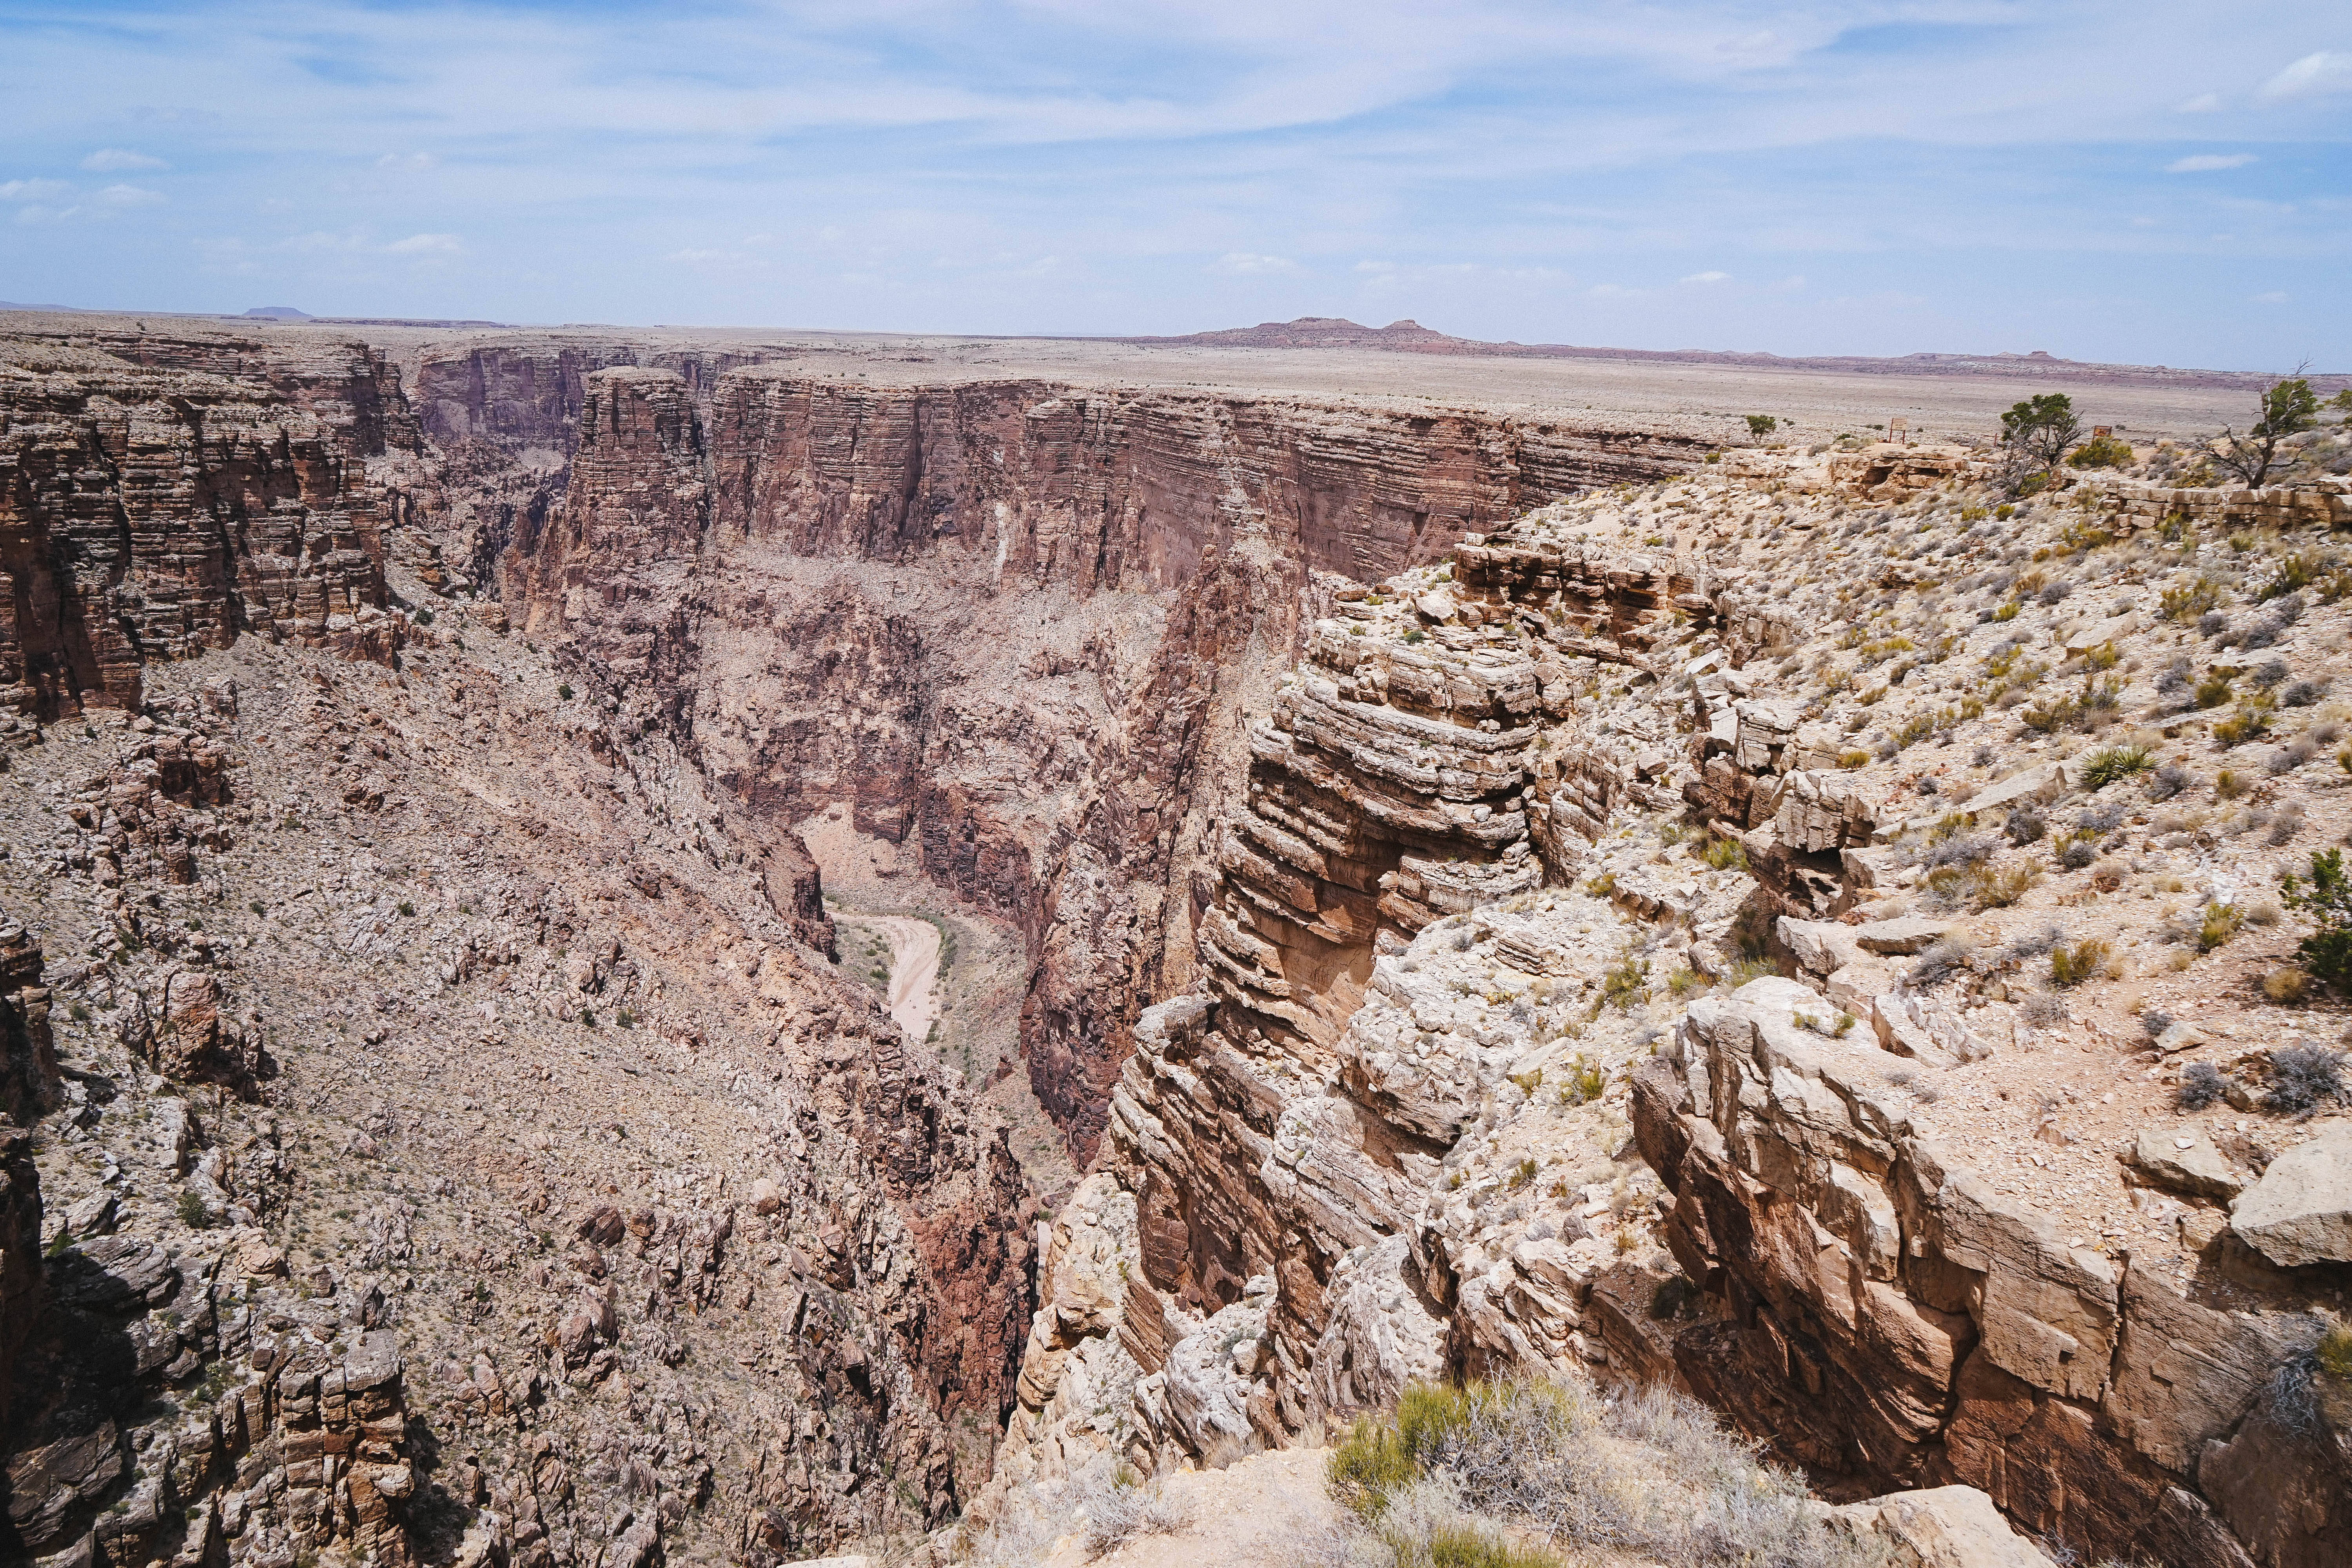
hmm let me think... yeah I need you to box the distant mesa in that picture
[1123,316,2333,391]
[243,306,314,319]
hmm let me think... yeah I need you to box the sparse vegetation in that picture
[2264,1044,2344,1115]
[2281,848,2352,990]
[2049,938,2112,987]
[2178,1062,2227,1111]
[1327,1379,1885,1568]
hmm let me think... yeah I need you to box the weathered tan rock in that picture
[2229,1125,2352,1267]
[1833,1485,2052,1568]
[2125,1130,2244,1201]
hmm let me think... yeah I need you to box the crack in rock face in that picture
[5,312,2351,1568]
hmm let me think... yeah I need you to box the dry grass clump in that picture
[954,1455,1190,1566]
[1325,1380,1886,1568]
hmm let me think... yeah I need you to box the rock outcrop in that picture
[0,327,409,717]
[999,446,2352,1568]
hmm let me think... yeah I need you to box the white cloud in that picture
[0,179,71,200]
[2256,51,2352,103]
[98,183,165,206]
[385,232,461,254]
[2250,290,2289,303]
[376,152,437,170]
[82,149,166,171]
[2174,92,2221,113]
[1214,251,1299,274]
[2165,153,2256,172]
[1679,269,1730,283]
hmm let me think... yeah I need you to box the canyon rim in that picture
[0,306,2348,1568]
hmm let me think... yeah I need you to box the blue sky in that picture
[2,2,2347,367]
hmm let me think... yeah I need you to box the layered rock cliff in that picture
[1,328,410,718]
[497,363,1707,1160]
[996,446,2352,1568]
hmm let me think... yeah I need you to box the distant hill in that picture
[1118,316,2346,393]
[243,306,314,319]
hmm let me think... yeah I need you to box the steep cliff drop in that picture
[0,312,1705,1566]
[988,444,2352,1568]
[483,358,1707,1165]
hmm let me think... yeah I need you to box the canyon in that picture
[2,308,2349,1568]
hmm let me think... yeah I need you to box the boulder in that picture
[1964,761,2071,819]
[1834,1484,2054,1567]
[2229,1125,2352,1267]
[2125,1130,2244,1201]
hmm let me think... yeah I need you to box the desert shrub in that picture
[2320,1324,2352,1383]
[2050,939,2112,987]
[2069,432,2133,469]
[2019,992,2070,1027]
[2281,848,2352,989]
[2003,806,2047,846]
[2198,902,2245,951]
[2160,577,2223,622]
[2282,679,2326,707]
[2251,659,2291,689]
[2213,699,2274,747]
[1701,837,1749,872]
[2198,609,2229,638]
[2215,767,2248,799]
[2056,838,2097,871]
[2270,737,2319,774]
[1080,1461,1191,1555]
[1328,1380,1880,1568]
[2262,968,2312,1005]
[176,1191,214,1230]
[2080,744,2153,789]
[1923,831,1996,869]
[1601,955,1650,1011]
[2178,1062,2227,1110]
[2265,1045,2344,1114]
[1908,939,1968,987]
[2194,672,2235,710]
[2258,552,2327,603]
[2146,761,2192,800]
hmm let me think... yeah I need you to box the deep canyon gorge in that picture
[2,310,2348,1568]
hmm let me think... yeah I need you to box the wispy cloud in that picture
[0,2,2343,366]
[1214,252,1299,275]
[2257,51,2352,104]
[82,149,167,171]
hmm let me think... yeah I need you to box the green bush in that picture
[2068,433,2133,468]
[1601,955,1650,1011]
[2283,848,2352,989]
[2050,939,2111,987]
[2079,744,2154,789]
[1700,837,1748,872]
[2198,902,2244,952]
[2161,576,2223,622]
